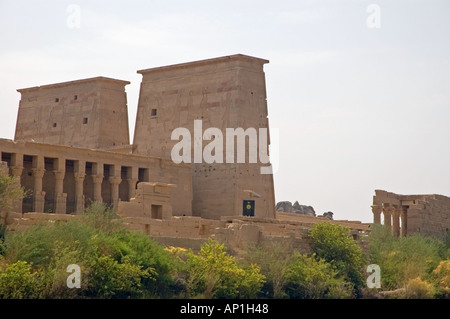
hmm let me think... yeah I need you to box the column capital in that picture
[10,166,24,177]
[92,175,104,184]
[371,205,382,213]
[32,168,45,179]
[109,176,122,185]
[53,170,65,181]
[74,172,86,181]
[371,205,382,224]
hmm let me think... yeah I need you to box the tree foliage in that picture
[3,203,176,298]
[369,224,446,290]
[285,252,353,299]
[309,222,365,293]
[0,171,25,210]
[0,203,448,299]
[0,261,38,299]
[185,239,265,298]
[244,241,295,298]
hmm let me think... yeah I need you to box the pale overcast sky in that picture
[1,0,449,223]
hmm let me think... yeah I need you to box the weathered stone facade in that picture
[133,55,275,220]
[1,54,447,250]
[371,190,450,238]
[15,77,130,150]
[0,54,275,221]
[0,138,192,216]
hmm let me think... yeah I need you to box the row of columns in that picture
[371,204,407,237]
[6,153,141,214]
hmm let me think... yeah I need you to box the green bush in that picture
[369,224,445,290]
[0,171,25,211]
[0,261,38,299]
[244,242,295,298]
[3,203,180,298]
[86,255,154,299]
[185,239,265,299]
[284,252,353,299]
[88,228,177,297]
[404,277,436,299]
[78,201,120,232]
[309,222,365,293]
[0,222,6,256]
[6,219,97,267]
[431,260,450,298]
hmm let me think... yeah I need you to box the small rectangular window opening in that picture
[55,98,59,102]
[151,109,157,117]
[83,117,88,124]
[74,95,78,100]
[53,123,57,128]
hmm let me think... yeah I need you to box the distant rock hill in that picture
[275,201,316,216]
[275,201,334,220]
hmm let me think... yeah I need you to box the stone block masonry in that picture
[371,190,450,238]
[15,77,130,150]
[133,55,276,220]
[0,54,372,256]
[4,54,277,221]
[0,139,192,216]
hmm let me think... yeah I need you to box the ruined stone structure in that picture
[0,54,275,220]
[371,190,450,238]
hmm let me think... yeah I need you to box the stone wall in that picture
[2,209,370,256]
[1,211,75,232]
[132,54,276,220]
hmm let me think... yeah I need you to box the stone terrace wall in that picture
[2,211,370,256]
[1,211,75,232]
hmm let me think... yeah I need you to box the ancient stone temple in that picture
[0,54,276,220]
[371,190,450,238]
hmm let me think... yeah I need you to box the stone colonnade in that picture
[1,152,146,214]
[371,204,407,237]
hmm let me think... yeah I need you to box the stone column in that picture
[400,207,407,237]
[10,153,24,213]
[127,166,139,200]
[382,205,392,228]
[92,175,103,203]
[109,177,122,210]
[32,168,45,213]
[127,178,138,200]
[10,166,24,213]
[74,172,85,214]
[371,205,382,224]
[53,170,66,214]
[392,207,401,237]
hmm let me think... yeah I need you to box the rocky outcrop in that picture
[275,201,316,216]
[318,212,334,220]
[275,201,293,213]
